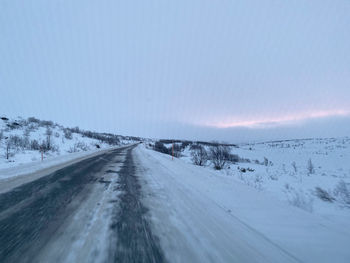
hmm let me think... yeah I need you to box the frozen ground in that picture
[138,145,350,262]
[1,115,349,261]
[169,137,350,229]
[1,142,349,262]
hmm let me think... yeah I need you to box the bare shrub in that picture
[209,144,230,170]
[76,141,89,151]
[154,141,170,155]
[39,120,54,127]
[254,175,263,190]
[291,161,297,173]
[333,180,350,205]
[68,141,89,153]
[228,153,240,163]
[168,143,182,158]
[27,117,40,124]
[287,189,313,212]
[180,141,191,151]
[9,135,26,150]
[253,159,261,165]
[70,126,80,133]
[64,129,73,140]
[307,158,315,175]
[30,139,40,150]
[263,157,269,166]
[191,145,208,166]
[22,128,31,149]
[315,187,335,202]
[68,146,78,153]
[189,144,201,150]
[268,172,279,181]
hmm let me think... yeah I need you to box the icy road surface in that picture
[0,145,164,263]
[0,144,349,262]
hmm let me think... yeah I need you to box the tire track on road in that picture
[110,146,166,263]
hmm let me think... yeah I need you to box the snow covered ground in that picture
[1,115,349,261]
[165,137,350,229]
[0,116,139,173]
[137,144,350,262]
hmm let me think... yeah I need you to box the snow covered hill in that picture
[0,116,141,172]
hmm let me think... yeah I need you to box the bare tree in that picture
[263,157,269,166]
[5,137,11,159]
[172,143,182,158]
[209,143,230,170]
[23,128,31,149]
[191,145,208,166]
[45,127,53,151]
[30,139,40,150]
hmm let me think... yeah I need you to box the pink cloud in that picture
[201,110,350,129]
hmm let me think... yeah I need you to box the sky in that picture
[0,0,349,143]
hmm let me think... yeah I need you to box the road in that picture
[0,144,322,263]
[0,145,164,263]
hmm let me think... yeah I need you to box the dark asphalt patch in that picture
[110,147,166,263]
[105,170,118,174]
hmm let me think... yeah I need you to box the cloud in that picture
[200,109,350,129]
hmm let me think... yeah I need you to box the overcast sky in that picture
[1,0,349,142]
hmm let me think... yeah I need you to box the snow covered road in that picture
[0,144,349,262]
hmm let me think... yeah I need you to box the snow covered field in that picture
[138,144,350,262]
[227,138,350,224]
[155,137,350,235]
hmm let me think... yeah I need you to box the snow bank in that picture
[137,145,350,263]
[0,146,115,181]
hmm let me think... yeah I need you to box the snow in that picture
[1,115,349,261]
[24,149,127,263]
[172,138,350,229]
[0,116,138,177]
[0,146,114,181]
[136,144,350,262]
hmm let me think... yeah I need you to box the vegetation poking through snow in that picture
[150,136,350,219]
[0,115,141,169]
[190,144,208,166]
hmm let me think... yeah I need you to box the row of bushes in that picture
[66,127,122,145]
[154,141,182,157]
[190,144,236,170]
[5,117,138,146]
[1,127,59,159]
[153,141,237,170]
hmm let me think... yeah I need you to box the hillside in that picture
[0,116,140,171]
